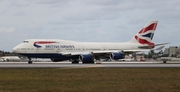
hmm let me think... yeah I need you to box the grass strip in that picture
[0,68,180,92]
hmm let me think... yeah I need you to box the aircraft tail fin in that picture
[129,20,158,48]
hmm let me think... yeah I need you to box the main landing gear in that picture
[72,59,79,64]
[28,57,32,64]
[71,59,94,64]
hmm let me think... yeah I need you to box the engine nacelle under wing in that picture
[110,52,124,60]
[79,54,94,63]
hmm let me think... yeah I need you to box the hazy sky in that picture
[0,0,180,51]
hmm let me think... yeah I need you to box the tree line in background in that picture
[0,50,17,57]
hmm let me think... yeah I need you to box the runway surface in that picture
[0,61,180,68]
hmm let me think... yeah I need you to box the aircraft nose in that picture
[13,46,18,53]
[13,43,23,53]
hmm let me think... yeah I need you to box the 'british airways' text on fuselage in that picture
[45,45,75,48]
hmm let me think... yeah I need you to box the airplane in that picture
[13,20,168,64]
[0,56,20,62]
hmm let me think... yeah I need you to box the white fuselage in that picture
[13,39,141,55]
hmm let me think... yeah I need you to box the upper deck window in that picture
[23,41,29,43]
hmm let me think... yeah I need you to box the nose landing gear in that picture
[28,57,32,64]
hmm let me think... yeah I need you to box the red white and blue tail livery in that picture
[13,20,168,64]
[129,20,158,48]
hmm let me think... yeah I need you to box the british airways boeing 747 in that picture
[13,20,168,64]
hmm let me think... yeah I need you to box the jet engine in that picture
[110,52,124,60]
[79,54,94,63]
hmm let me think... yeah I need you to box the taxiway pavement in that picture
[0,61,180,68]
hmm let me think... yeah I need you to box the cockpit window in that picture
[23,41,29,43]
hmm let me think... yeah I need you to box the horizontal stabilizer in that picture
[155,46,164,50]
[138,43,169,49]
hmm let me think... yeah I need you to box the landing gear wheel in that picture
[28,57,32,64]
[28,61,32,64]
[82,61,94,64]
[72,59,79,64]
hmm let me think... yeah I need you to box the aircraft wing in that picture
[61,46,164,56]
[61,51,118,60]
[154,46,165,50]
[61,50,121,56]
[61,52,92,55]
[61,50,145,57]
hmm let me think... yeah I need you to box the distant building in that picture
[169,46,178,56]
[163,46,180,57]
[163,48,169,55]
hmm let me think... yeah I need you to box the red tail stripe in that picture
[138,23,157,34]
[135,36,155,48]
